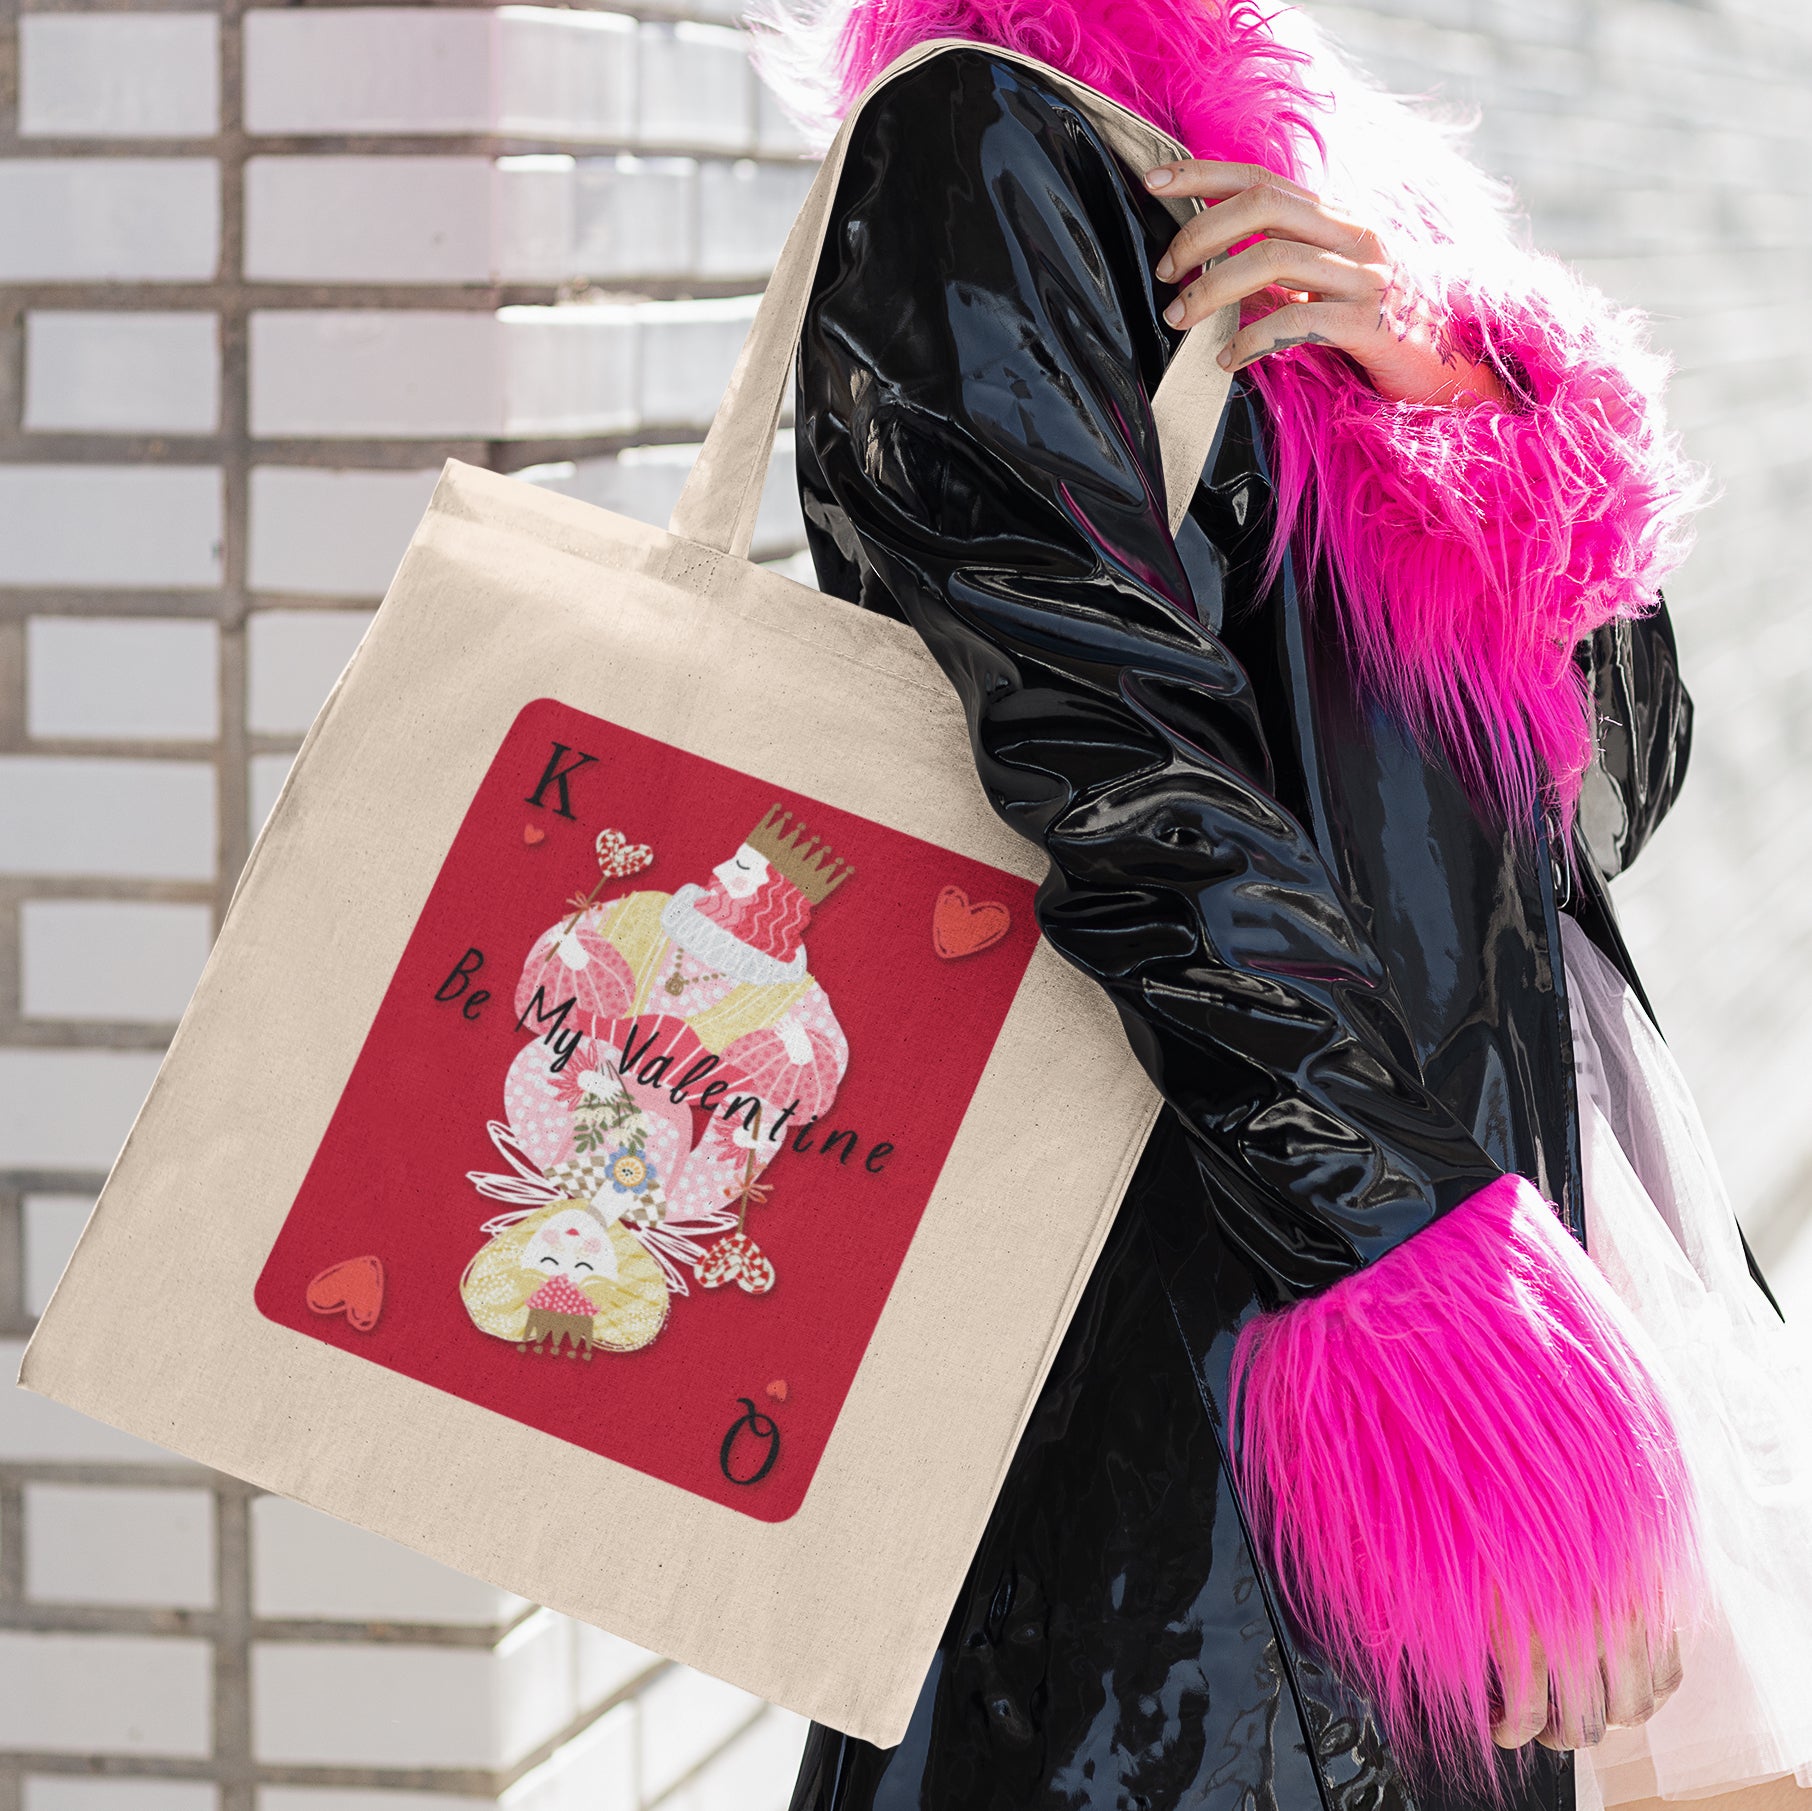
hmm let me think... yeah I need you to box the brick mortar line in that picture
[0,1167,109,1195]
[0,1184,20,1329]
[0,417,780,465]
[14,0,766,25]
[0,1020,176,1049]
[1,596,363,617]
[0,735,303,756]
[0,1462,232,1485]
[0,135,812,164]
[0,1757,499,1796]
[0,882,212,908]
[205,13,253,1795]
[0,1607,524,1647]
[0,734,305,755]
[0,277,778,310]
[0,1478,23,1605]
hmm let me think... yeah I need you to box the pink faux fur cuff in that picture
[1256,287,1700,834]
[1228,1173,1698,1787]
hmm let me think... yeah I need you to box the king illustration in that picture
[460,806,852,1355]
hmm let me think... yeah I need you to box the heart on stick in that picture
[596,827,654,881]
[932,886,1012,960]
[694,1233,776,1296]
[306,1256,385,1331]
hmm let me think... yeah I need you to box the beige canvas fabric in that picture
[20,41,1232,1746]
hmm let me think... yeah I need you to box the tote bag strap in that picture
[665,36,1237,559]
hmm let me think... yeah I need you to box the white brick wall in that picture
[246,299,760,439]
[696,158,816,275]
[242,9,639,141]
[0,469,223,589]
[637,22,755,150]
[526,432,804,559]
[571,155,698,277]
[249,1499,526,1626]
[252,1645,513,1770]
[636,1667,765,1803]
[0,13,817,1797]
[25,314,221,435]
[246,159,508,285]
[24,1486,216,1609]
[27,1780,220,1811]
[247,753,293,842]
[21,901,214,1023]
[248,313,502,439]
[498,1709,635,1811]
[0,1049,164,1169]
[247,468,441,598]
[27,618,220,740]
[0,757,216,879]
[261,1793,482,1811]
[495,303,642,438]
[245,613,374,734]
[22,1194,94,1316]
[0,1633,211,1755]
[0,162,219,282]
[0,1342,170,1462]
[18,14,220,141]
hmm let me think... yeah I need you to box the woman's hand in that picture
[1489,1615,1684,1751]
[1144,160,1506,408]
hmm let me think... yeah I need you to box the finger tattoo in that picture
[1238,329,1333,368]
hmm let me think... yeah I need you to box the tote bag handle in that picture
[665,36,1237,559]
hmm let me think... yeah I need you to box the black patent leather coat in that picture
[788,48,1712,1811]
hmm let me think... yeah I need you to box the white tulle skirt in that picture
[1560,913,1812,1805]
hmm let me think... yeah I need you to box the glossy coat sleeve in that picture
[795,53,1504,1299]
[1578,602,1694,878]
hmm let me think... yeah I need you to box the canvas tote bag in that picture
[20,39,1235,1746]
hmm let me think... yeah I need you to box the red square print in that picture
[255,699,1041,1520]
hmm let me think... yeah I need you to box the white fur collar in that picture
[660,884,808,986]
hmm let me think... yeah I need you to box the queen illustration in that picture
[459,806,852,1355]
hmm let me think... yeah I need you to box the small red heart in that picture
[765,1379,788,1403]
[306,1256,384,1332]
[523,824,546,845]
[932,885,1012,960]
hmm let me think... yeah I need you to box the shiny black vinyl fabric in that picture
[788,47,1700,1811]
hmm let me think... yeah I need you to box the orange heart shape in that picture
[932,886,1012,960]
[766,1379,789,1403]
[523,824,546,845]
[306,1256,384,1332]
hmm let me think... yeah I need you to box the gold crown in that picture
[747,805,853,906]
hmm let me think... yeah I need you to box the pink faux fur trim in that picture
[755,0,1703,832]
[1227,1174,1699,1787]
[1258,285,1698,830]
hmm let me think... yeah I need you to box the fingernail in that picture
[1145,167,1173,188]
[1155,254,1175,281]
[1217,345,1232,369]
[1164,299,1185,327]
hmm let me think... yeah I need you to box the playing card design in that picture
[254,700,1039,1518]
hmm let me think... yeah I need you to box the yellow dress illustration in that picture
[460,1202,669,1356]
